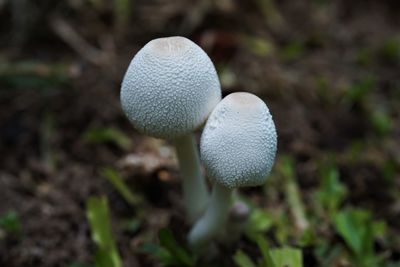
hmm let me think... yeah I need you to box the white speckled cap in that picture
[121,36,221,139]
[200,92,277,188]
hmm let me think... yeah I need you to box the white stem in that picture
[174,133,209,222]
[188,183,232,249]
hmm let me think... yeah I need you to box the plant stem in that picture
[188,183,232,249]
[174,133,210,222]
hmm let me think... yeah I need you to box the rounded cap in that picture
[121,36,221,139]
[200,92,277,189]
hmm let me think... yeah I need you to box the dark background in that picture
[0,0,399,266]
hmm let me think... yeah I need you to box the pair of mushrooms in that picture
[120,36,277,249]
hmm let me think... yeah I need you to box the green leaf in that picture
[234,235,303,267]
[158,229,195,266]
[314,165,347,216]
[333,207,385,264]
[246,208,274,240]
[256,236,276,267]
[83,127,133,150]
[269,247,303,267]
[0,211,21,234]
[334,209,365,256]
[101,168,140,206]
[86,196,122,267]
[233,250,257,267]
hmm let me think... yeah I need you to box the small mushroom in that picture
[188,92,277,248]
[120,36,221,222]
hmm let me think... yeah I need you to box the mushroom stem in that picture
[188,182,232,249]
[174,133,210,222]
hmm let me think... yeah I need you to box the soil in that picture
[0,0,399,266]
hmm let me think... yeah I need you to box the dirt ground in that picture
[0,0,399,266]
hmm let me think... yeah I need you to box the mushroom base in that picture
[188,183,232,249]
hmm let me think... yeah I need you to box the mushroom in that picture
[120,36,221,222]
[188,92,277,248]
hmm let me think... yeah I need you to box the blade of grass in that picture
[280,157,309,232]
[233,250,257,267]
[86,196,122,267]
[83,127,133,150]
[101,168,141,207]
[114,0,131,31]
[0,60,73,89]
[256,236,276,267]
[158,228,195,267]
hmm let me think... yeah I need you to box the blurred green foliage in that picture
[345,76,376,104]
[369,109,393,136]
[313,165,347,217]
[0,61,72,89]
[239,35,275,57]
[114,0,131,31]
[68,263,94,267]
[379,37,400,63]
[234,250,257,267]
[245,208,274,241]
[254,0,284,29]
[269,247,302,267]
[0,211,21,235]
[101,167,141,206]
[83,127,133,150]
[234,236,303,267]
[86,196,122,267]
[140,229,196,267]
[280,42,305,62]
[333,208,386,267]
[80,156,400,267]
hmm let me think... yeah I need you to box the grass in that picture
[86,197,122,267]
[81,155,400,266]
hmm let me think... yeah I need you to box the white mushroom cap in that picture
[200,92,277,189]
[121,36,221,139]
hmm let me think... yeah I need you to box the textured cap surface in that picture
[121,36,221,139]
[200,92,277,188]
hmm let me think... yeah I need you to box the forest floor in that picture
[0,0,400,266]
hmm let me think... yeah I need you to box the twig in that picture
[50,16,108,66]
